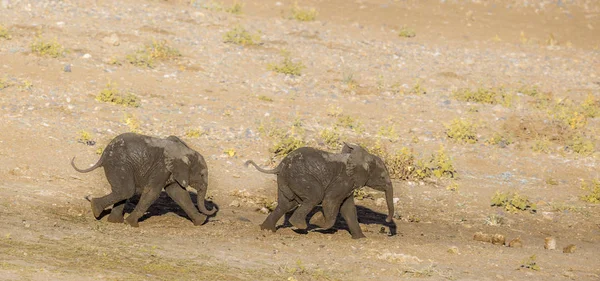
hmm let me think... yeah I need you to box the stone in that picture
[102,33,120,46]
[544,237,556,250]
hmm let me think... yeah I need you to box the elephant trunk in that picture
[384,184,394,223]
[196,183,216,216]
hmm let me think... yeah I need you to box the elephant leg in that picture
[260,187,298,232]
[339,196,365,239]
[107,199,127,223]
[125,185,162,227]
[91,168,136,218]
[288,197,319,230]
[165,183,207,226]
[310,196,342,230]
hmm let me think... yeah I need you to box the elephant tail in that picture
[71,154,104,173]
[244,160,280,174]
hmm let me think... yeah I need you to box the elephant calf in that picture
[245,143,394,239]
[71,132,216,227]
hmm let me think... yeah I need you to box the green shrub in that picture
[0,25,11,39]
[320,128,340,149]
[376,145,455,180]
[257,95,273,102]
[520,255,540,271]
[486,132,513,147]
[270,136,304,157]
[580,180,600,203]
[398,26,416,38]
[126,40,181,68]
[268,55,304,76]
[96,81,140,107]
[580,93,600,118]
[491,191,536,213]
[225,1,243,14]
[569,134,594,155]
[185,128,205,138]
[223,26,260,46]
[291,2,318,21]
[0,77,11,90]
[445,118,477,144]
[31,37,64,58]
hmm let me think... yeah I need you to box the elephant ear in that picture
[345,143,374,187]
[164,141,191,188]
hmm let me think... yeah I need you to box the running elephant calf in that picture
[71,132,216,227]
[245,143,394,239]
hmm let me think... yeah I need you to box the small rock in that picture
[229,200,240,207]
[82,53,91,59]
[447,246,459,254]
[102,33,120,46]
[64,64,71,72]
[544,237,556,250]
[474,231,492,243]
[258,207,269,214]
[393,197,400,204]
[563,244,576,253]
[508,237,523,248]
[491,234,506,245]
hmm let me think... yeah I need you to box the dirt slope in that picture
[1,0,600,280]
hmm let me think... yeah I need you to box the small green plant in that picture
[223,148,236,157]
[19,80,33,91]
[531,138,552,153]
[569,134,594,155]
[484,214,505,226]
[342,73,359,93]
[580,93,600,118]
[123,113,141,133]
[491,191,537,213]
[126,39,181,68]
[268,55,304,76]
[95,147,104,155]
[552,101,587,130]
[398,26,416,38]
[96,81,140,107]
[453,87,513,106]
[580,180,600,203]
[520,255,540,271]
[257,95,273,102]
[0,25,11,40]
[185,128,205,138]
[377,125,398,140]
[319,128,340,149]
[518,84,540,97]
[446,181,459,191]
[76,130,95,146]
[270,136,304,158]
[353,187,372,200]
[445,118,478,144]
[223,25,260,46]
[408,79,426,95]
[0,77,11,90]
[429,146,455,178]
[291,2,318,22]
[336,115,362,132]
[31,37,64,58]
[225,1,243,14]
[486,132,513,147]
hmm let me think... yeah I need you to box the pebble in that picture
[102,33,120,46]
[82,54,91,59]
[229,200,240,207]
[544,237,556,250]
[508,237,523,248]
[563,244,576,253]
[64,64,71,72]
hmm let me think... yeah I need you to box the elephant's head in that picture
[344,143,394,222]
[165,136,216,216]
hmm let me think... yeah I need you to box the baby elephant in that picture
[245,143,394,239]
[71,132,216,227]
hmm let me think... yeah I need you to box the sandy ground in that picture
[1,0,600,280]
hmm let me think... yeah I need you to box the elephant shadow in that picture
[279,205,397,237]
[98,191,218,224]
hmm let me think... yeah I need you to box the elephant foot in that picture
[309,211,325,228]
[192,215,207,226]
[90,199,104,219]
[107,214,124,223]
[351,233,366,239]
[289,216,307,230]
[260,222,277,232]
[125,216,139,227]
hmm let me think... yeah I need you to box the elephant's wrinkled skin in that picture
[245,143,394,239]
[71,133,216,227]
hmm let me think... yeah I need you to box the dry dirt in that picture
[1,0,600,280]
